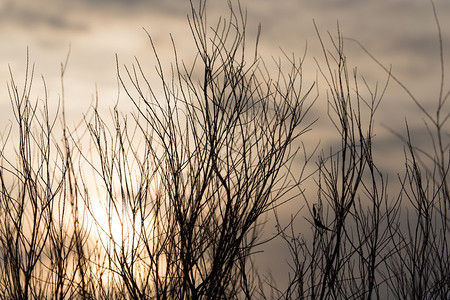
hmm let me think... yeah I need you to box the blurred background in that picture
[1,0,449,285]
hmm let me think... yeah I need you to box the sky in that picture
[1,0,449,151]
[1,0,449,286]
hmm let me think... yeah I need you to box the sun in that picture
[82,189,143,254]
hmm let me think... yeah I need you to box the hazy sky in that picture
[1,0,449,125]
[1,0,449,284]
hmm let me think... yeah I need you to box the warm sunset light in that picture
[0,0,448,298]
[83,191,143,253]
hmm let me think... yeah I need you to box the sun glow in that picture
[82,189,143,254]
[75,181,167,284]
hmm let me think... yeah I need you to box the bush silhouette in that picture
[0,1,448,299]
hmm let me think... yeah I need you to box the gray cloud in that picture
[0,0,87,30]
[0,0,191,32]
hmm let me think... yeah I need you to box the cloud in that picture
[74,0,190,16]
[0,0,190,32]
[0,0,87,30]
